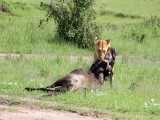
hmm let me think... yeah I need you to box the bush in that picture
[41,0,100,48]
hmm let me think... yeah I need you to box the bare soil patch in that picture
[0,105,111,120]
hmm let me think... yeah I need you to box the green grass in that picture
[95,0,160,58]
[101,17,160,58]
[0,0,160,57]
[0,0,160,119]
[0,0,91,55]
[95,0,160,18]
[0,57,159,119]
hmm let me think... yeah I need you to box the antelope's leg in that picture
[99,73,104,84]
[109,70,113,88]
[84,88,87,97]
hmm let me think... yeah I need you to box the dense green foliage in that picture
[44,0,99,48]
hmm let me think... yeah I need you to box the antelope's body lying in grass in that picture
[25,68,105,95]
[25,40,116,95]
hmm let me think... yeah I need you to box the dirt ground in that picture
[0,105,111,120]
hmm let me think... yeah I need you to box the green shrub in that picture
[41,0,100,48]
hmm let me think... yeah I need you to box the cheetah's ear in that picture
[106,39,111,47]
[106,39,111,44]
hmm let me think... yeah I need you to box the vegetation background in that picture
[0,0,160,120]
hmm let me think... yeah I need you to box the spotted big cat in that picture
[91,40,117,87]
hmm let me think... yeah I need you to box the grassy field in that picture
[0,56,160,120]
[95,0,160,58]
[0,0,91,55]
[0,0,160,57]
[0,0,160,119]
